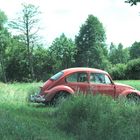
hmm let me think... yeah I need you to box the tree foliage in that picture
[49,33,76,72]
[0,10,7,30]
[0,10,9,83]
[0,4,140,82]
[33,46,54,81]
[109,43,129,64]
[75,15,107,69]
[9,3,41,80]
[125,0,140,5]
[5,36,29,82]
[129,42,140,60]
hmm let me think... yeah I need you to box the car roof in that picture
[62,67,108,75]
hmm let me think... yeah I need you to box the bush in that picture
[54,94,140,140]
[126,58,140,79]
[108,63,127,80]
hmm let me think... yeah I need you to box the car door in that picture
[89,73,115,97]
[65,72,90,94]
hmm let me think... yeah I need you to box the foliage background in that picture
[0,3,140,82]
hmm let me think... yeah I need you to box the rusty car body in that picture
[30,67,140,104]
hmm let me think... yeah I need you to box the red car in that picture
[30,67,140,104]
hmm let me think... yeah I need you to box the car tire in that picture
[51,91,70,106]
[127,93,140,102]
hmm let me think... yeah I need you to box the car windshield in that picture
[50,71,64,80]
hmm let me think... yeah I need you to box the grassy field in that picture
[115,80,140,90]
[0,81,140,140]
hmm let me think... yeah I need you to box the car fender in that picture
[119,89,140,97]
[44,85,75,101]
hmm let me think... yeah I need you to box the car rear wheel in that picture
[51,91,70,106]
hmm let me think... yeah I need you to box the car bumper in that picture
[30,94,46,103]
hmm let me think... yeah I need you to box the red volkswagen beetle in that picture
[30,67,140,104]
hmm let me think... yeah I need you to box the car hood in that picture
[114,82,134,90]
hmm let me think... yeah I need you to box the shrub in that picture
[54,94,140,140]
[126,58,140,79]
[108,63,127,80]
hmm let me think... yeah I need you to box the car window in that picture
[50,71,64,80]
[104,75,112,84]
[90,73,111,84]
[66,72,88,83]
[66,73,77,82]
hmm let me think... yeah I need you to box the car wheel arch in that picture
[45,85,74,93]
[44,85,74,100]
[126,92,140,101]
[119,89,140,100]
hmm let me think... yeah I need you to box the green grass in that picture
[0,82,74,140]
[0,81,140,140]
[115,80,140,90]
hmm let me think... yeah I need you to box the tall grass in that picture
[0,81,139,140]
[0,82,75,140]
[0,82,40,105]
[54,94,140,140]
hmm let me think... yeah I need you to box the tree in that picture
[129,42,140,60]
[75,15,107,69]
[109,43,129,64]
[33,46,54,81]
[49,33,76,72]
[5,36,29,82]
[0,10,7,30]
[9,3,41,80]
[125,0,140,5]
[0,10,8,83]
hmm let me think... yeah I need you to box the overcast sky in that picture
[0,0,140,47]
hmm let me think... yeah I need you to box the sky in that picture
[0,0,140,47]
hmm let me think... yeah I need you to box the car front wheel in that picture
[127,93,140,102]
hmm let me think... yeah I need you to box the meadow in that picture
[0,81,140,140]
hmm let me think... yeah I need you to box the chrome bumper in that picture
[30,94,46,103]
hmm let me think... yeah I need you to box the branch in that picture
[125,0,140,6]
